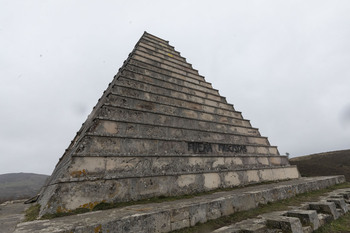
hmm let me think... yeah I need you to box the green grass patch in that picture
[171,182,350,233]
[41,207,90,220]
[24,204,40,221]
[315,212,350,233]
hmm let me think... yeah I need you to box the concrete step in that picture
[97,106,260,137]
[129,55,206,84]
[89,119,270,146]
[135,46,192,69]
[133,49,197,75]
[111,84,236,119]
[118,70,231,107]
[212,185,350,233]
[14,176,345,233]
[139,37,181,57]
[143,32,172,47]
[121,68,227,104]
[132,53,203,82]
[63,156,291,180]
[140,35,176,51]
[74,135,278,156]
[105,94,252,127]
[53,166,300,205]
[125,62,218,95]
[114,76,236,113]
[137,42,188,65]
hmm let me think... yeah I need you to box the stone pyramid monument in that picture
[37,32,300,216]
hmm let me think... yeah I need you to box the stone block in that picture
[266,216,303,233]
[152,211,172,232]
[259,169,274,181]
[224,172,241,187]
[269,157,281,166]
[308,201,339,219]
[286,210,320,230]
[247,170,260,183]
[189,203,207,226]
[170,206,190,231]
[177,174,196,188]
[203,173,221,189]
[327,198,348,213]
[207,200,222,220]
[219,197,236,216]
[237,193,261,212]
[257,157,269,166]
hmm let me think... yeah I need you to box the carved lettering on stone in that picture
[187,142,213,153]
[187,142,247,154]
[218,144,247,153]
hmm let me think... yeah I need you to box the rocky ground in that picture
[0,200,28,233]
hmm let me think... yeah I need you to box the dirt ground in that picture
[0,200,28,233]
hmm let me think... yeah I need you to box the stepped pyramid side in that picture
[37,32,300,216]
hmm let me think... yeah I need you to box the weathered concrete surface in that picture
[0,200,28,233]
[266,215,303,233]
[14,176,344,233]
[39,166,300,214]
[327,198,348,213]
[286,210,320,230]
[64,155,291,181]
[37,32,301,217]
[309,201,339,219]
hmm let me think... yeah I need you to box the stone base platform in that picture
[14,176,345,233]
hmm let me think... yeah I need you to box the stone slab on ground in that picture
[12,176,344,233]
[211,187,350,233]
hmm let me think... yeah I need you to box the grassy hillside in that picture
[0,173,48,203]
[290,149,350,180]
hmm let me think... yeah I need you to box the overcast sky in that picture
[1,0,350,175]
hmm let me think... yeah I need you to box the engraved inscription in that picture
[218,144,247,153]
[187,142,247,154]
[188,142,213,153]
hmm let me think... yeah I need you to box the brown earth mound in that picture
[290,149,350,180]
